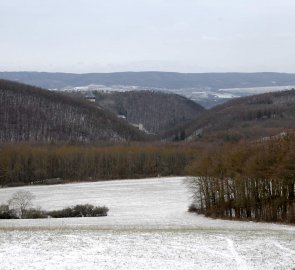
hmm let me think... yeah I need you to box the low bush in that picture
[48,204,109,218]
[0,204,109,219]
[24,208,47,219]
[0,204,18,219]
[188,203,199,213]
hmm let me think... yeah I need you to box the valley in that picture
[2,1,295,269]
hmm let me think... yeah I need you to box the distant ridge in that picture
[1,71,295,90]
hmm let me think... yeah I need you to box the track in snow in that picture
[0,177,294,270]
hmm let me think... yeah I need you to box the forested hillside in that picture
[167,89,295,142]
[92,91,205,135]
[0,80,146,143]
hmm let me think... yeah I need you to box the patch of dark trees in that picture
[187,135,295,224]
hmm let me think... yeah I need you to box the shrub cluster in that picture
[0,203,109,219]
[0,204,18,219]
[47,204,109,218]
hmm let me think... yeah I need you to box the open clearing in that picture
[0,177,294,270]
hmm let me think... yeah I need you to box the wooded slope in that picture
[93,91,205,135]
[167,89,295,141]
[0,80,146,143]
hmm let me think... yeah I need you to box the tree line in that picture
[0,144,197,186]
[187,135,295,223]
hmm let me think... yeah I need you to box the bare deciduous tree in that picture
[8,190,35,218]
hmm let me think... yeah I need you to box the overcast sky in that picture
[1,0,295,73]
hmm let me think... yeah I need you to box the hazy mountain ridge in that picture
[2,71,295,89]
[2,71,295,108]
[0,80,146,143]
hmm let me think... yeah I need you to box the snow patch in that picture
[0,177,294,270]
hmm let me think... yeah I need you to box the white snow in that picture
[213,93,237,99]
[0,177,294,270]
[219,85,295,94]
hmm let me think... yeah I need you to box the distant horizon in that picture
[1,70,295,75]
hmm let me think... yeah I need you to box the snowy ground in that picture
[0,177,294,270]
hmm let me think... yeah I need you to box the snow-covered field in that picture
[0,177,294,270]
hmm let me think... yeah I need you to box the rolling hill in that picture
[0,80,146,143]
[165,89,295,142]
[88,91,205,135]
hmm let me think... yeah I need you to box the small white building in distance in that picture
[85,96,96,103]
